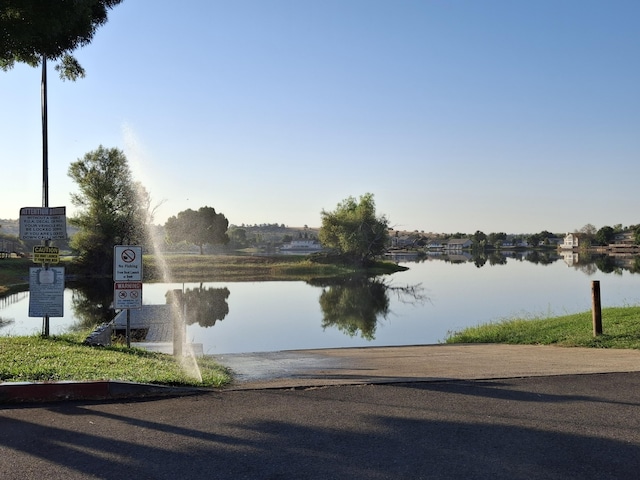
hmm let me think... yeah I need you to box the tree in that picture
[579,223,598,236]
[165,207,229,255]
[319,193,389,266]
[68,146,151,274]
[1,0,123,80]
[595,226,615,246]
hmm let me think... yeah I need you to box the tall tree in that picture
[1,0,123,80]
[68,146,151,274]
[319,193,389,266]
[165,207,229,255]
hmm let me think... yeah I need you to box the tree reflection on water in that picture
[311,276,426,340]
[166,284,230,327]
[70,278,116,331]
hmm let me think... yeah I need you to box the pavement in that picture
[3,344,640,479]
[2,343,640,402]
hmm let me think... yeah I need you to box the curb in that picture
[0,381,205,404]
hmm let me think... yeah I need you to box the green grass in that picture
[143,254,406,282]
[0,257,31,295]
[445,306,640,349]
[0,331,232,387]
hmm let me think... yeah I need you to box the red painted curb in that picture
[0,381,202,404]
[0,381,111,403]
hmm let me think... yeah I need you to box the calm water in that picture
[3,256,640,354]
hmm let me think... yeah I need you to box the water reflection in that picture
[4,252,640,352]
[407,250,640,275]
[310,277,425,340]
[166,284,230,327]
[69,278,116,331]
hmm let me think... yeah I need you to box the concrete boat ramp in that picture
[112,305,203,355]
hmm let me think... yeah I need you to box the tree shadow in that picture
[2,381,640,479]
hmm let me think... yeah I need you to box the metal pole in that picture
[41,55,50,338]
[126,309,131,348]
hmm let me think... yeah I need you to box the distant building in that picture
[445,238,472,251]
[280,239,323,252]
[560,233,583,250]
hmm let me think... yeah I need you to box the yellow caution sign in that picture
[33,246,60,264]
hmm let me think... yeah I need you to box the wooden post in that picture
[592,280,602,336]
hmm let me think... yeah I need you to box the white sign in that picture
[20,207,67,240]
[29,267,65,317]
[114,245,143,281]
[114,282,143,309]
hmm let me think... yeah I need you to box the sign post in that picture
[114,245,143,347]
[20,206,67,337]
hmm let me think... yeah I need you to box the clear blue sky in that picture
[2,0,639,234]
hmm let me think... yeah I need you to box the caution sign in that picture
[114,282,143,309]
[33,246,60,264]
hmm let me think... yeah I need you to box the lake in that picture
[2,253,640,354]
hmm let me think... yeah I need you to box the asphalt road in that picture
[2,371,640,479]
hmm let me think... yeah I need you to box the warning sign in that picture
[33,246,60,264]
[20,207,67,240]
[114,282,143,309]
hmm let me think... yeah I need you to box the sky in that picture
[2,0,639,234]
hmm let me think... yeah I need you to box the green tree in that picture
[68,146,151,274]
[165,207,229,255]
[228,227,248,247]
[595,226,615,246]
[487,232,507,248]
[319,193,389,266]
[1,0,123,80]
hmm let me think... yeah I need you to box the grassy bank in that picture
[144,254,406,282]
[0,257,31,295]
[445,306,640,349]
[0,254,406,292]
[0,331,231,387]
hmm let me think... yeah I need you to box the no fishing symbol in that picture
[121,249,136,263]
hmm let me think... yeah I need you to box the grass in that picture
[0,331,232,387]
[144,253,405,282]
[445,306,640,349]
[0,257,31,295]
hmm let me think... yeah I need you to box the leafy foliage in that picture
[165,207,229,254]
[68,146,151,274]
[0,0,123,80]
[319,193,389,266]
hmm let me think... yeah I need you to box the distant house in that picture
[390,235,413,248]
[614,231,635,245]
[560,233,582,250]
[280,239,323,252]
[502,236,529,248]
[445,238,472,251]
[426,239,446,250]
